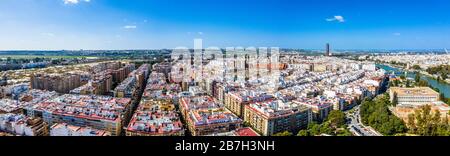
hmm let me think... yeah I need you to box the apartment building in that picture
[244,100,312,136]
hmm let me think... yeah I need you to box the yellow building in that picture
[225,92,248,117]
[225,90,273,118]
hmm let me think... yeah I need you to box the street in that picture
[345,105,383,136]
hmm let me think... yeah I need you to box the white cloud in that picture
[198,32,203,35]
[63,0,90,5]
[326,15,345,23]
[64,0,78,4]
[393,32,401,36]
[123,25,137,29]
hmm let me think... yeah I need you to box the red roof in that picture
[235,127,260,136]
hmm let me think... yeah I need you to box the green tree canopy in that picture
[412,65,421,70]
[400,75,406,80]
[327,110,346,129]
[392,92,398,107]
[407,105,450,136]
[418,80,429,87]
[297,130,309,136]
[273,131,293,136]
[360,95,407,135]
[415,73,421,83]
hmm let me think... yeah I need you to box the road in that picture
[345,105,383,136]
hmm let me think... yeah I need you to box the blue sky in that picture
[0,0,450,50]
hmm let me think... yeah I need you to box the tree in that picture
[400,75,406,80]
[389,81,394,87]
[336,129,353,136]
[440,93,446,101]
[426,65,450,76]
[415,73,421,83]
[300,114,352,136]
[392,92,398,107]
[418,105,432,135]
[327,110,346,129]
[431,110,442,136]
[406,80,411,88]
[436,116,450,136]
[431,87,440,93]
[441,73,448,80]
[392,116,407,133]
[297,130,309,136]
[243,121,251,127]
[360,95,407,135]
[390,61,397,65]
[410,105,449,136]
[307,122,321,136]
[418,80,429,87]
[394,79,400,87]
[412,65,421,70]
[273,131,293,136]
[319,122,334,134]
[407,114,417,134]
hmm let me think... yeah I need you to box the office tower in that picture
[326,43,331,56]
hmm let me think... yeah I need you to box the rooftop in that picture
[188,108,242,126]
[228,90,274,103]
[31,94,131,121]
[391,87,439,97]
[19,89,59,106]
[0,113,39,136]
[115,76,136,92]
[0,99,20,113]
[208,127,260,136]
[50,123,111,136]
[127,98,183,135]
[234,127,260,136]
[127,110,183,134]
[247,100,311,118]
[294,97,334,109]
[180,95,222,111]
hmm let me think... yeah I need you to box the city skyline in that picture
[1,0,450,50]
[2,1,450,153]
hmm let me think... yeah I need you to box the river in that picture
[377,64,450,98]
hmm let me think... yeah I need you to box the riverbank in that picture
[377,64,450,98]
[381,63,450,85]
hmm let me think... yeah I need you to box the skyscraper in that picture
[326,43,331,56]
